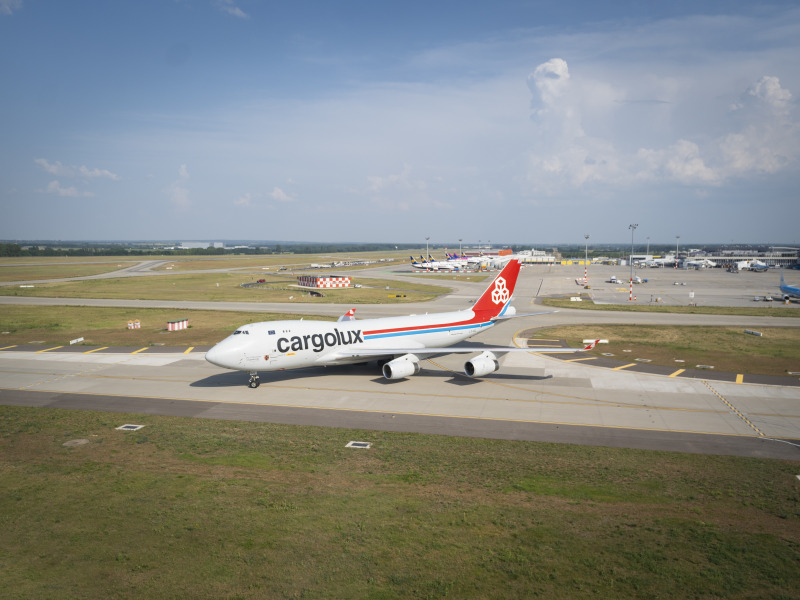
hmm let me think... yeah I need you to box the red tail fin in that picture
[472,260,521,317]
[583,339,600,350]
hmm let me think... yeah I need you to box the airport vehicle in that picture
[608,275,618,283]
[410,255,458,271]
[206,260,597,388]
[780,269,800,301]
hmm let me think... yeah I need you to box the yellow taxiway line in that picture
[84,347,109,354]
[669,369,685,378]
[184,347,194,354]
[0,345,18,351]
[36,346,63,353]
[131,347,149,354]
[612,363,637,371]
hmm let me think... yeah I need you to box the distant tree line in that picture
[0,242,422,258]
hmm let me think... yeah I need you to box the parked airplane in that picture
[780,269,800,301]
[410,255,457,271]
[445,252,472,267]
[206,260,597,387]
[644,256,676,268]
[684,258,717,269]
[736,260,769,272]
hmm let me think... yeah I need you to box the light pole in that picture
[584,234,590,283]
[675,235,680,269]
[646,236,650,259]
[458,238,462,257]
[425,237,430,271]
[628,224,638,301]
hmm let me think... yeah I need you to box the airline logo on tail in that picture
[472,259,521,316]
[491,277,510,305]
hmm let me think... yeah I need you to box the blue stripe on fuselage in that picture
[363,320,494,340]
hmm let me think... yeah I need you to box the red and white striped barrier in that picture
[297,275,351,288]
[167,319,188,331]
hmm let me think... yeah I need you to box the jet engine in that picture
[382,354,421,380]
[464,351,500,377]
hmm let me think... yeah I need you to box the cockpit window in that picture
[233,329,250,335]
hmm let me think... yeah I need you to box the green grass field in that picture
[0,261,139,282]
[0,272,449,304]
[543,297,800,317]
[1,406,797,599]
[0,306,337,347]
[530,325,800,376]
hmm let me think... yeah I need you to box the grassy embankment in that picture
[1,405,798,599]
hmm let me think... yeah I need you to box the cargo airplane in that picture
[206,260,597,387]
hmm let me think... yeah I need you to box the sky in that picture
[1,0,799,245]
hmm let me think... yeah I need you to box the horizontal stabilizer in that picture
[491,310,557,321]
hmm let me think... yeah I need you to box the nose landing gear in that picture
[248,372,260,388]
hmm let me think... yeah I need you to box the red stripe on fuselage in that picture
[362,311,494,337]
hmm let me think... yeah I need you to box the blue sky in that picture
[1,1,799,245]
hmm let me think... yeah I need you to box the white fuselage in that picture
[205,309,494,372]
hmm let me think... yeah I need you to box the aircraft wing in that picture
[328,339,598,360]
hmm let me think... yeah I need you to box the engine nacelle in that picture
[382,354,421,380]
[464,351,500,377]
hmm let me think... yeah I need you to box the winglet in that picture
[337,308,357,322]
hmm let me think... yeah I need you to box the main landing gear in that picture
[248,371,260,388]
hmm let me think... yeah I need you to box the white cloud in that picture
[528,58,571,116]
[747,76,792,117]
[234,192,255,207]
[34,158,119,180]
[44,180,94,198]
[524,58,798,193]
[270,187,293,203]
[215,0,248,19]
[0,0,22,16]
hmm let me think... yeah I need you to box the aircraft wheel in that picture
[248,372,260,388]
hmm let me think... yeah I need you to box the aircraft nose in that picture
[205,341,241,370]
